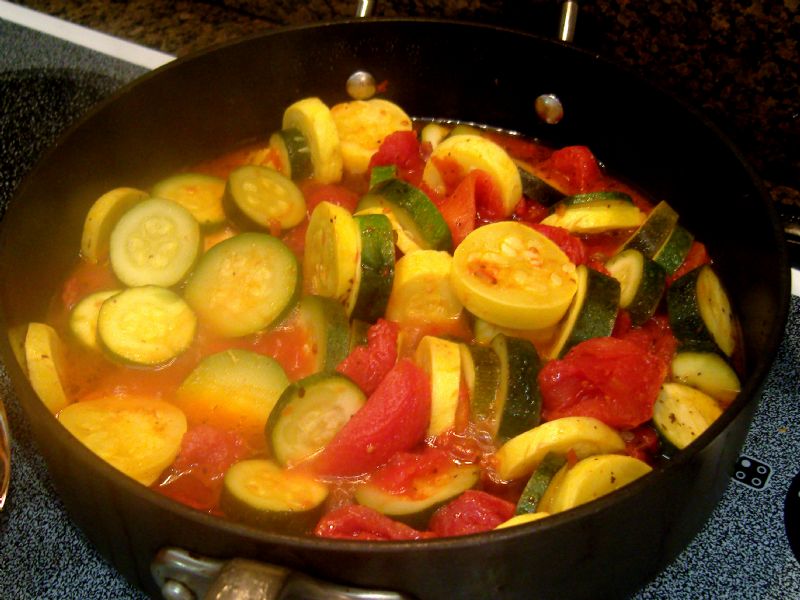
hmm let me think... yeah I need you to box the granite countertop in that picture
[9,0,799,263]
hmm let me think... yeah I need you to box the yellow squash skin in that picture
[451,221,578,330]
[494,416,626,481]
[282,97,343,184]
[24,323,71,414]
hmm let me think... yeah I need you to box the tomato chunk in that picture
[434,171,477,247]
[301,181,360,215]
[314,505,427,541]
[538,337,667,430]
[541,145,602,193]
[667,241,711,284]
[336,318,399,395]
[529,222,587,265]
[368,130,425,187]
[615,314,678,368]
[315,359,431,477]
[429,490,515,537]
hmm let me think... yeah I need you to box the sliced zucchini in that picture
[151,172,227,229]
[224,164,306,231]
[184,232,299,338]
[544,454,652,514]
[97,286,197,366]
[560,191,633,206]
[450,221,579,330]
[491,334,543,441]
[422,134,522,216]
[540,200,645,234]
[68,289,122,350]
[81,187,148,264]
[667,265,736,356]
[282,97,342,184]
[536,461,570,514]
[369,164,397,189]
[174,349,289,441]
[605,248,666,326]
[357,178,452,252]
[266,372,366,467]
[354,205,422,255]
[58,395,186,486]
[515,161,565,207]
[24,322,70,414]
[351,213,395,323]
[330,98,412,176]
[670,350,741,404]
[653,224,694,275]
[269,127,312,180]
[459,342,501,423]
[622,201,679,258]
[294,295,351,373]
[385,250,463,326]
[109,197,201,287]
[355,458,480,528]
[221,459,329,533]
[515,452,567,515]
[303,201,361,314]
[415,336,462,437]
[547,265,620,359]
[653,382,722,450]
[494,415,626,481]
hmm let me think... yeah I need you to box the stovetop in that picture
[0,7,798,599]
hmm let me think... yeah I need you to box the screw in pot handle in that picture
[152,547,415,600]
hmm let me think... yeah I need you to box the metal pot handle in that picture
[152,547,415,600]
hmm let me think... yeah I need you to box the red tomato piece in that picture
[615,314,678,368]
[300,181,360,215]
[314,505,427,541]
[315,358,431,477]
[622,425,661,464]
[434,171,477,247]
[529,222,587,265]
[368,446,458,496]
[667,241,711,285]
[368,130,425,186]
[513,197,549,225]
[538,337,667,430]
[540,145,602,194]
[429,490,515,537]
[336,318,399,395]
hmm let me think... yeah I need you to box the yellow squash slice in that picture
[653,382,723,450]
[282,97,342,184]
[495,512,550,529]
[494,416,626,481]
[24,323,70,414]
[422,134,522,216]
[303,201,362,314]
[81,187,148,264]
[415,336,462,437]
[331,99,412,176]
[58,395,187,486]
[451,221,578,330]
[542,454,652,514]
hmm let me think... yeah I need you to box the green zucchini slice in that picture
[97,285,197,366]
[515,161,565,206]
[667,265,736,356]
[266,372,366,467]
[515,452,567,515]
[295,295,351,373]
[369,164,397,189]
[221,459,329,533]
[224,164,306,231]
[560,191,633,207]
[491,334,544,441]
[109,197,201,288]
[68,289,121,350]
[354,460,480,528]
[269,127,312,180]
[357,178,452,252]
[151,172,227,229]
[459,342,501,422]
[605,248,666,326]
[670,350,741,404]
[653,224,694,275]
[184,232,299,338]
[622,200,679,258]
[351,213,395,323]
[652,382,722,450]
[548,265,621,359]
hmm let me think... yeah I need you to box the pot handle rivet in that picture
[162,579,196,600]
[535,94,565,124]
[347,71,377,100]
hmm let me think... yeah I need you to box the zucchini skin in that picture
[654,224,694,274]
[623,201,679,258]
[515,452,566,515]
[516,164,565,206]
[352,214,395,323]
[492,334,544,442]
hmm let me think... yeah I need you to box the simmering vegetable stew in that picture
[23,95,742,540]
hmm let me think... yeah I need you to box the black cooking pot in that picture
[0,20,790,600]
